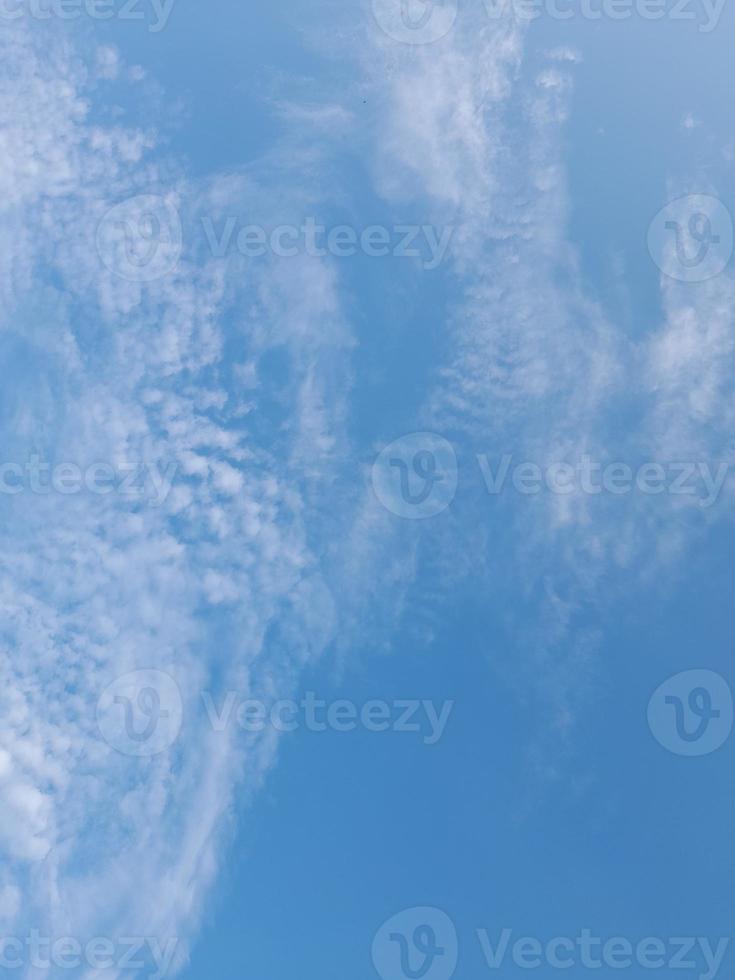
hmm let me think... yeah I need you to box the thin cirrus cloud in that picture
[354,3,734,749]
[0,14,357,978]
[1,1,734,975]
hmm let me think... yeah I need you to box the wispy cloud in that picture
[353,1,735,767]
[0,15,358,975]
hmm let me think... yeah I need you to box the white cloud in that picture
[354,1,735,760]
[0,15,357,977]
[5,1,734,969]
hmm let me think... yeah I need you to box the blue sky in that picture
[0,1,734,979]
